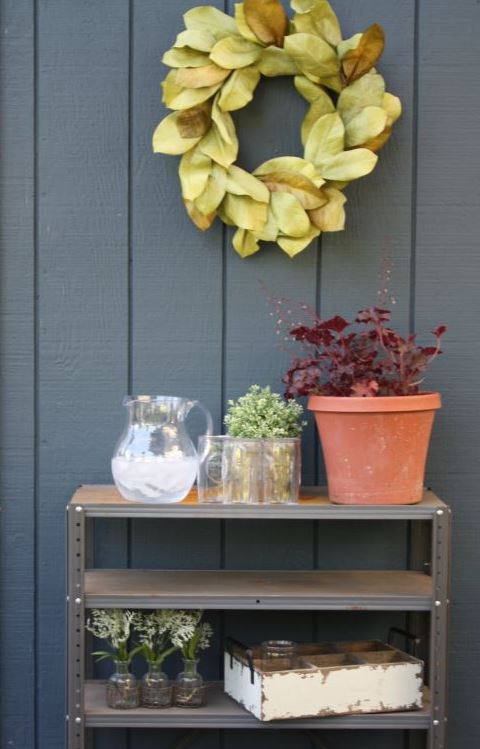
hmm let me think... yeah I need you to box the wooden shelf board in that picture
[71,485,447,520]
[84,569,432,611]
[84,681,431,730]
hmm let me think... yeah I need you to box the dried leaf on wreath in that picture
[210,36,262,69]
[233,227,261,257]
[174,29,217,53]
[317,148,378,181]
[184,6,239,40]
[345,105,388,147]
[211,97,237,145]
[342,24,385,84]
[162,71,223,110]
[199,121,239,167]
[254,206,279,241]
[195,165,227,214]
[226,165,270,203]
[235,4,261,44]
[301,90,336,145]
[361,125,392,153]
[258,46,299,77]
[284,33,340,82]
[254,156,324,187]
[277,224,321,257]
[337,33,362,60]
[382,93,402,126]
[184,198,216,230]
[152,113,202,155]
[176,101,212,139]
[244,0,289,47]
[305,112,345,165]
[308,186,346,231]
[222,193,268,232]
[258,171,327,209]
[218,66,261,111]
[179,149,212,201]
[176,64,231,89]
[162,47,210,69]
[292,0,342,47]
[294,75,326,103]
[271,192,311,237]
[337,72,385,124]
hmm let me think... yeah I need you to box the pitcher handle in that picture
[187,400,214,442]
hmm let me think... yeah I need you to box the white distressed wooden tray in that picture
[224,639,424,722]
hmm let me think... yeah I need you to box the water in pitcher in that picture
[112,455,198,503]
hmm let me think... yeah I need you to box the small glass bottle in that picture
[106,661,139,709]
[141,662,172,708]
[174,659,206,708]
[261,640,298,670]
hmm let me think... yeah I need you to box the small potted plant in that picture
[86,609,142,709]
[132,610,178,708]
[224,385,305,504]
[170,610,212,708]
[283,307,446,505]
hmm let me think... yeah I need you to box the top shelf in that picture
[70,485,447,520]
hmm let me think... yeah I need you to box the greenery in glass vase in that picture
[132,610,179,666]
[169,610,212,660]
[86,609,142,663]
[224,385,305,438]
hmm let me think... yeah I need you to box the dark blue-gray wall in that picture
[1,1,479,748]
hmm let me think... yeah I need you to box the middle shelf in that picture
[85,569,432,610]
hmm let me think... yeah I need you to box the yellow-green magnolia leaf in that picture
[271,192,310,237]
[244,0,289,47]
[292,0,342,47]
[258,46,299,77]
[184,7,239,40]
[337,33,362,60]
[342,24,385,83]
[305,113,345,165]
[176,101,212,138]
[179,149,212,200]
[218,66,260,111]
[301,89,335,145]
[254,156,325,186]
[254,206,278,241]
[345,105,388,147]
[284,33,340,83]
[337,72,385,123]
[258,171,327,209]
[294,75,325,103]
[152,113,202,155]
[162,47,210,68]
[162,71,223,110]
[226,165,270,202]
[184,198,216,230]
[362,125,392,153]
[174,29,217,53]
[382,93,402,126]
[211,96,237,145]
[277,224,320,257]
[222,193,268,232]
[235,4,260,43]
[195,165,227,213]
[199,122,239,167]
[210,36,261,69]
[318,148,378,180]
[232,227,260,257]
[176,64,231,89]
[309,186,346,231]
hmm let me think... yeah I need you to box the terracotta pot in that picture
[308,393,441,505]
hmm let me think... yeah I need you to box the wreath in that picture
[153,0,401,258]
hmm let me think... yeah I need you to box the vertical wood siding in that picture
[0,1,479,748]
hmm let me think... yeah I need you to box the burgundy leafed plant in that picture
[283,307,446,398]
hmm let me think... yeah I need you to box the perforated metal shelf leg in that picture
[66,504,86,749]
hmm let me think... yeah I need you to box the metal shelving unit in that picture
[66,485,451,749]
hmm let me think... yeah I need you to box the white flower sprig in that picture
[224,385,306,438]
[86,609,141,664]
[169,610,212,661]
[132,610,178,666]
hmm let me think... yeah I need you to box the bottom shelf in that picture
[85,681,431,730]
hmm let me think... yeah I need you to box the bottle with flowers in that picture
[171,610,212,708]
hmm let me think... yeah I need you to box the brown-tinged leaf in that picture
[258,171,327,209]
[244,0,289,47]
[152,113,202,155]
[184,198,216,230]
[254,156,325,187]
[176,101,212,139]
[175,64,231,89]
[232,228,260,257]
[308,186,346,231]
[342,24,385,84]
[235,4,260,43]
[361,124,392,152]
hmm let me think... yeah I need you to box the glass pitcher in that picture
[112,395,212,504]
